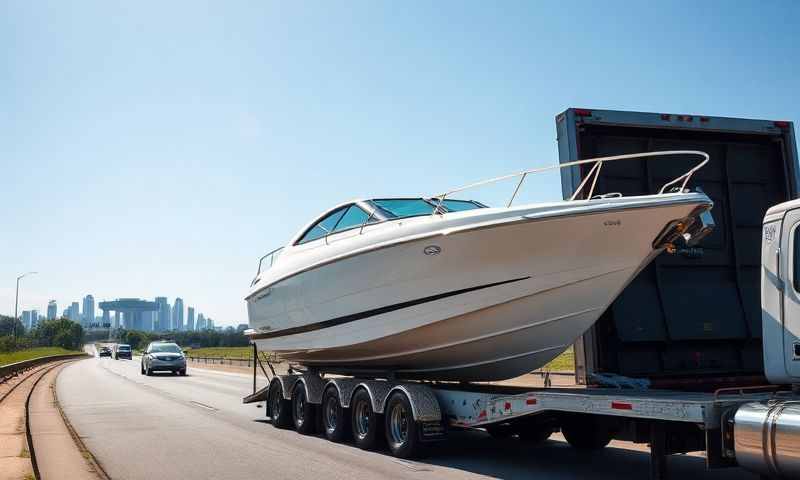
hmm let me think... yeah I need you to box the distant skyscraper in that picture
[22,311,33,329]
[82,295,95,327]
[71,302,80,321]
[173,298,184,331]
[31,310,39,328]
[102,309,111,327]
[187,307,195,331]
[207,318,214,330]
[155,297,169,331]
[47,300,57,320]
[197,313,206,330]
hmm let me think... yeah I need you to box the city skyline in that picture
[18,293,216,332]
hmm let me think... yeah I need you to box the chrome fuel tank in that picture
[734,400,800,478]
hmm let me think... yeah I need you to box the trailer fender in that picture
[291,374,326,404]
[271,375,300,401]
[386,384,442,423]
[324,378,360,408]
[351,380,394,414]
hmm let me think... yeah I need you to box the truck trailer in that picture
[244,108,800,479]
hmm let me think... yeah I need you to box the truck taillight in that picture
[774,121,791,129]
[574,108,592,117]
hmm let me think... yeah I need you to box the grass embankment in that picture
[541,346,574,372]
[184,346,253,359]
[0,347,82,366]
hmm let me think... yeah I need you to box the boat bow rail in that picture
[431,150,710,209]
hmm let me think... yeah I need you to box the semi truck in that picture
[244,108,800,479]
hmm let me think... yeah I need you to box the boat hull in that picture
[248,195,710,381]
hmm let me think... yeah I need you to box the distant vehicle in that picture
[98,346,112,357]
[140,342,186,376]
[114,344,132,360]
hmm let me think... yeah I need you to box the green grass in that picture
[184,346,253,359]
[0,347,82,366]
[541,346,574,372]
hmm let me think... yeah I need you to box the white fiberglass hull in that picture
[247,193,711,381]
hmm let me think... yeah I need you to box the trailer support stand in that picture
[252,343,257,395]
[650,423,668,480]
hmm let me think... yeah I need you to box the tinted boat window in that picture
[298,207,348,244]
[440,199,484,212]
[371,199,435,218]
[333,205,372,232]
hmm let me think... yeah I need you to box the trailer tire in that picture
[351,388,383,451]
[292,383,316,434]
[384,391,421,459]
[322,386,350,442]
[269,382,292,429]
[561,416,612,450]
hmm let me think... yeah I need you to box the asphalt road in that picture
[56,356,759,480]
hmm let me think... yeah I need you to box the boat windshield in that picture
[369,198,485,219]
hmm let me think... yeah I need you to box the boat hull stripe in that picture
[248,276,530,340]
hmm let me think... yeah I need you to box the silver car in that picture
[141,342,187,376]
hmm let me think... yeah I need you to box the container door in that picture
[780,209,800,379]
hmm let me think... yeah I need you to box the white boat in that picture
[245,151,714,381]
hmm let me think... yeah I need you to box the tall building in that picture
[71,302,80,321]
[82,295,95,327]
[22,311,33,329]
[197,313,206,330]
[47,300,57,320]
[31,310,39,328]
[155,297,170,331]
[173,298,184,331]
[102,309,111,328]
[187,307,195,331]
[207,318,214,330]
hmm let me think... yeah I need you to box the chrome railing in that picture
[251,247,284,286]
[431,150,710,212]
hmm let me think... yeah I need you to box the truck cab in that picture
[761,199,800,384]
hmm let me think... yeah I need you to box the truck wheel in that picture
[561,417,612,450]
[292,383,316,434]
[351,388,383,450]
[384,391,421,458]
[269,382,292,429]
[322,386,350,442]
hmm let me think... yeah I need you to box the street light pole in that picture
[13,271,37,342]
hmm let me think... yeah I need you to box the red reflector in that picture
[526,398,537,405]
[611,401,633,410]
[574,108,592,117]
[504,402,512,410]
[660,114,671,121]
[775,121,791,129]
[700,117,710,123]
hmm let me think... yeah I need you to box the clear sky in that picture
[2,1,798,326]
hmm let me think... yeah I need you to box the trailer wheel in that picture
[322,386,350,442]
[384,391,421,458]
[561,416,612,450]
[269,382,292,429]
[351,388,383,450]
[292,383,316,434]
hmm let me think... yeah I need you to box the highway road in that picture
[56,356,758,480]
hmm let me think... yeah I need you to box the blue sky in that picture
[2,1,798,326]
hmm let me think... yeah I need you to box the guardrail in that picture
[0,353,88,383]
[187,354,280,368]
